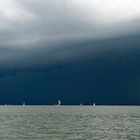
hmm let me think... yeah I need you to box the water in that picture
[0,106,140,140]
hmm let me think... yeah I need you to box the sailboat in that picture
[56,100,61,106]
[23,102,25,106]
[93,102,95,106]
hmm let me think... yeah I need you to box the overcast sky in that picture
[0,0,140,104]
[0,0,140,71]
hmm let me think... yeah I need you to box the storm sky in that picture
[0,0,140,105]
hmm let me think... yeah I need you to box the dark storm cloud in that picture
[0,0,140,72]
[0,37,140,105]
[1,0,140,104]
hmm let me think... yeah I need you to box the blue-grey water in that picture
[0,106,140,140]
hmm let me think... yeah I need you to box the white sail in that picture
[56,100,61,106]
[58,100,61,105]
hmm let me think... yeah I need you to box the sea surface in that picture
[0,106,140,140]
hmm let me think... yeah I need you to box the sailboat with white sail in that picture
[23,102,25,106]
[56,100,61,106]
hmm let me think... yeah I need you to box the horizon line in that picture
[0,104,140,106]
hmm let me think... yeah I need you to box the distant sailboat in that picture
[56,100,61,106]
[93,102,95,106]
[23,102,25,106]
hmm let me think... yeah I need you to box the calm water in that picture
[0,106,140,140]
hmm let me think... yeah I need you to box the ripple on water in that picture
[0,106,139,140]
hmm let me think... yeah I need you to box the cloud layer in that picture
[0,0,140,71]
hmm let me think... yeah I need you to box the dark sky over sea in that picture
[0,0,140,105]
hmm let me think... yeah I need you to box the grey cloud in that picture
[0,0,140,71]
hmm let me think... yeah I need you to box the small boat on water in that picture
[56,100,61,106]
[23,102,25,106]
[93,102,95,106]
